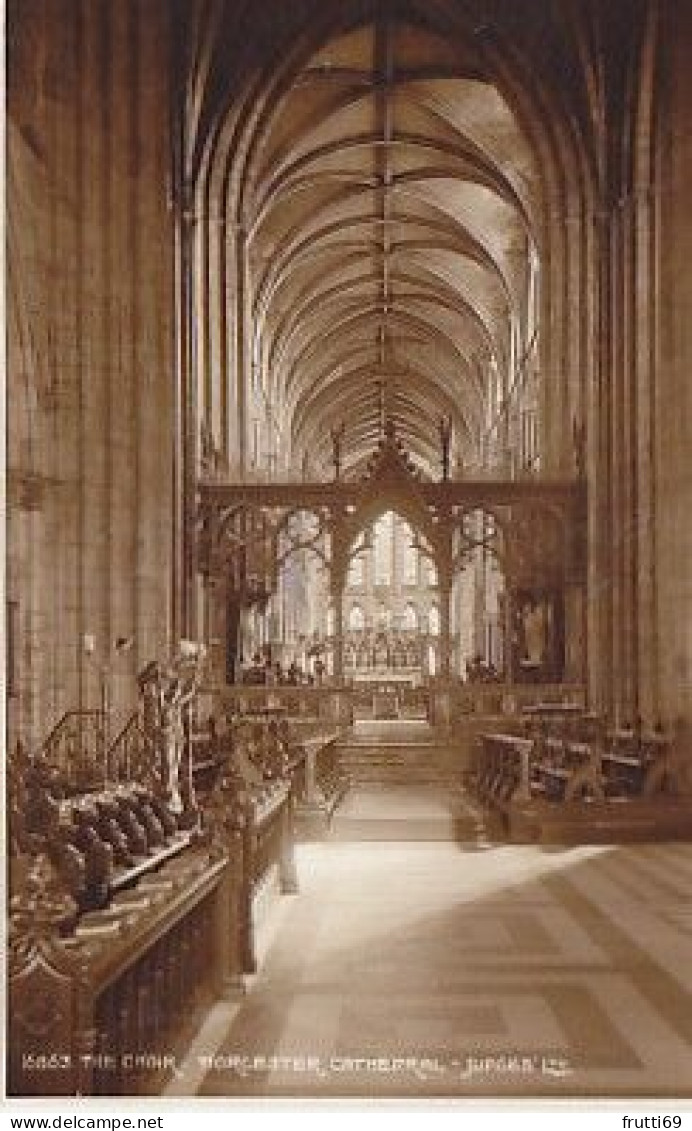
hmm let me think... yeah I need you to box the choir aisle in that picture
[330,716,485,841]
[166,836,692,1099]
[327,785,486,841]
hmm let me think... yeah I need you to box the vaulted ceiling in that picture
[180,0,632,479]
[248,18,539,477]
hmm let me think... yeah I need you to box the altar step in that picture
[337,720,468,787]
[338,744,466,786]
[322,721,488,840]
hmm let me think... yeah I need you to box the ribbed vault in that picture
[184,0,601,482]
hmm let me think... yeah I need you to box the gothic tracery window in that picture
[348,550,365,587]
[349,604,365,631]
[429,605,440,636]
[425,556,438,588]
[373,512,394,586]
[403,531,418,585]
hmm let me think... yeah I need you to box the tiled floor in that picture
[167,789,692,1100]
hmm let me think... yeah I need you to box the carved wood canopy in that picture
[197,425,585,602]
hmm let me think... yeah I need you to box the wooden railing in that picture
[37,710,106,792]
[208,680,587,729]
[451,683,586,719]
[472,732,535,806]
[211,682,353,728]
[105,713,159,788]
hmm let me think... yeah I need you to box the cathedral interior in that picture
[5,0,692,1103]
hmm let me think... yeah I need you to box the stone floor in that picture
[328,784,483,841]
[166,786,692,1100]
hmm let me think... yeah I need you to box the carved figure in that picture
[138,645,206,815]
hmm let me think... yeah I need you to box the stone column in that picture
[564,582,586,686]
[435,520,454,683]
[207,572,230,686]
[473,544,486,658]
[439,580,452,680]
[332,586,345,681]
[504,587,515,686]
[329,510,347,683]
[657,2,692,732]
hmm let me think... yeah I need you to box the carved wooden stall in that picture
[169,707,309,969]
[292,730,347,836]
[205,704,347,840]
[470,707,692,843]
[8,659,305,1096]
[8,771,240,1097]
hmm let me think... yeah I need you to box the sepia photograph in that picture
[4,0,692,1113]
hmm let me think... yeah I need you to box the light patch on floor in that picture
[166,833,692,1097]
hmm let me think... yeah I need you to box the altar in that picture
[372,687,399,719]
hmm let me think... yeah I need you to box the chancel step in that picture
[338,720,467,787]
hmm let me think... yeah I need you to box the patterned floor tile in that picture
[185,793,692,1099]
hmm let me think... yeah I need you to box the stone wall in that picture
[656,1,692,732]
[7,0,176,748]
[584,1,692,733]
